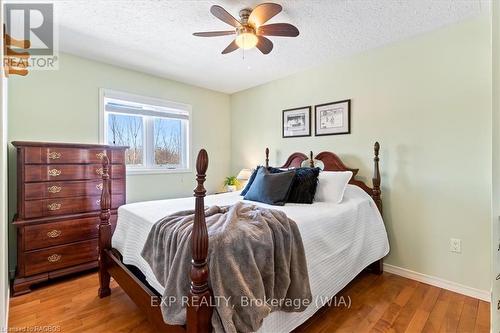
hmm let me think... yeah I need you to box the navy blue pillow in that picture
[241,166,282,196]
[287,167,321,204]
[243,167,296,206]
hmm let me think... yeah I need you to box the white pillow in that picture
[315,171,353,204]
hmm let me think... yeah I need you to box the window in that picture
[100,89,191,174]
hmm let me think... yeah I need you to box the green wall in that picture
[7,53,231,272]
[492,0,499,328]
[230,16,492,291]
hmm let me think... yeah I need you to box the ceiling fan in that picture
[193,3,299,55]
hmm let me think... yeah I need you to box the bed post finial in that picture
[98,154,111,298]
[187,149,212,333]
[265,148,269,168]
[372,142,382,214]
[309,151,314,168]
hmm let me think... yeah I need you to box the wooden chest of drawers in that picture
[12,141,127,296]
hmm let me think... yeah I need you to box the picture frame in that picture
[314,99,351,136]
[282,106,311,138]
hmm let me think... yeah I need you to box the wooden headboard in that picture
[265,142,382,214]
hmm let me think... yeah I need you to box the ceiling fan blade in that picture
[257,23,299,37]
[248,3,282,27]
[256,36,273,54]
[210,5,241,28]
[193,30,236,37]
[222,40,239,54]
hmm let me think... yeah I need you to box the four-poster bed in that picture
[97,142,385,332]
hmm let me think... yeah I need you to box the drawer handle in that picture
[96,168,104,176]
[47,152,61,160]
[47,203,61,211]
[46,229,62,238]
[96,152,106,160]
[96,199,101,206]
[47,185,62,193]
[48,169,61,177]
[96,183,103,190]
[47,254,61,263]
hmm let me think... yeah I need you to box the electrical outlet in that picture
[450,238,461,253]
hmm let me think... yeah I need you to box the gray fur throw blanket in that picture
[141,201,312,333]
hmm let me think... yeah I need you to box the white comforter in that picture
[112,185,389,332]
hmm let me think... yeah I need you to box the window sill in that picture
[126,168,192,175]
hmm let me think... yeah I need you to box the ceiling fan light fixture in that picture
[235,32,258,49]
[193,3,298,55]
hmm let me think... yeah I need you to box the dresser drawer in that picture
[24,164,125,182]
[24,179,125,200]
[24,215,117,250]
[24,239,99,276]
[23,195,125,219]
[24,147,124,165]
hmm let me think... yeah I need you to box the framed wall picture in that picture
[314,99,351,136]
[282,106,311,138]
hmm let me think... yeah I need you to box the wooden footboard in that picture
[98,151,213,333]
[104,249,184,332]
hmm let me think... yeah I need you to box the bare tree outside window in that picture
[107,113,143,165]
[154,118,182,165]
[108,114,125,146]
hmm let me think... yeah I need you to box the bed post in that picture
[309,151,314,167]
[187,149,212,333]
[370,141,384,275]
[265,148,269,168]
[98,155,112,298]
[372,142,382,214]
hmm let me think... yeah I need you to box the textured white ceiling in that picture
[51,0,488,94]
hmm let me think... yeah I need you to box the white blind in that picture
[102,89,191,120]
[105,102,189,120]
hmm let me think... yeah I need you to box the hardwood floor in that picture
[8,271,489,332]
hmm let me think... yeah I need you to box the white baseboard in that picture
[383,263,490,302]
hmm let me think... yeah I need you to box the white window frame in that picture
[99,88,192,175]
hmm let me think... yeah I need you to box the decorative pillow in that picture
[241,166,282,196]
[268,166,283,173]
[241,166,261,196]
[315,171,353,204]
[243,167,296,206]
[287,167,321,204]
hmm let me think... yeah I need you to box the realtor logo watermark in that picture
[4,1,59,71]
[150,295,352,310]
